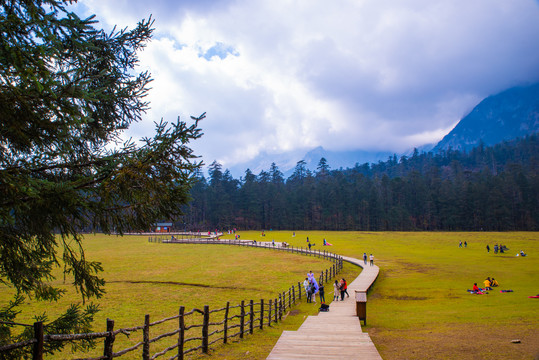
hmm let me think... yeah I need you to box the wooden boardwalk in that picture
[267,254,382,359]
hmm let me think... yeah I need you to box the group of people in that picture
[459,241,468,248]
[486,244,526,257]
[362,253,374,266]
[483,277,499,289]
[303,271,324,303]
[487,244,508,253]
[305,236,334,248]
[333,278,349,301]
[471,277,499,294]
[303,272,351,304]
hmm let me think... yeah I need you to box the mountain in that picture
[433,82,539,153]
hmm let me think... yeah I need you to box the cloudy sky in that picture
[73,0,539,172]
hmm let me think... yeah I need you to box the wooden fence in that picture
[0,239,344,360]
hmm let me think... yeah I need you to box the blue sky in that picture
[73,0,539,171]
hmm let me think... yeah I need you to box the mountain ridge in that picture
[433,82,539,152]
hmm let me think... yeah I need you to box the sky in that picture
[73,0,539,173]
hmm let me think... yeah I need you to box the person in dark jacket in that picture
[318,283,325,303]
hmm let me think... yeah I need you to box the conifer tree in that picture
[0,1,203,356]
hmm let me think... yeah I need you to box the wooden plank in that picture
[273,339,375,346]
[279,331,370,341]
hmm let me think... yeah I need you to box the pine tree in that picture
[0,1,203,356]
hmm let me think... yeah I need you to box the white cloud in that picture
[73,0,539,169]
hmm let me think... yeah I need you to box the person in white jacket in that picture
[333,280,340,301]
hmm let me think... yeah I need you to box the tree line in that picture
[181,135,539,231]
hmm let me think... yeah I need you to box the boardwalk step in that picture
[274,339,374,345]
[279,331,370,341]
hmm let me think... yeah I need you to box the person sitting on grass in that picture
[472,283,482,294]
[483,277,492,289]
[491,278,499,287]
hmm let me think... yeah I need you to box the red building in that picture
[154,222,173,233]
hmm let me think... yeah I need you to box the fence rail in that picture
[0,237,344,360]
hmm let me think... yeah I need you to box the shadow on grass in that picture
[108,280,261,291]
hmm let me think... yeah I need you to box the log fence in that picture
[0,238,344,360]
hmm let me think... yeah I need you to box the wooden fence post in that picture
[33,321,43,360]
[223,302,229,344]
[260,299,264,330]
[292,285,295,304]
[142,314,150,360]
[103,319,115,360]
[274,298,278,323]
[240,300,245,339]
[249,300,254,335]
[298,282,302,300]
[289,288,292,308]
[278,294,282,320]
[268,299,272,327]
[202,305,209,353]
[178,306,185,360]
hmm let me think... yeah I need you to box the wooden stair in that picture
[267,255,382,359]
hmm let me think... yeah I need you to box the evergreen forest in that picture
[181,135,539,231]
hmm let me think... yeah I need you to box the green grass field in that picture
[1,231,538,359]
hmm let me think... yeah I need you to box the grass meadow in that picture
[1,231,538,359]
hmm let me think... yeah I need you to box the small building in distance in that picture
[154,222,173,233]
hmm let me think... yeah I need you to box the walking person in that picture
[333,280,340,301]
[339,279,346,301]
[363,252,367,265]
[369,253,374,266]
[486,244,490,253]
[342,278,349,298]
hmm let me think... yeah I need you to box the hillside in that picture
[433,82,539,152]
